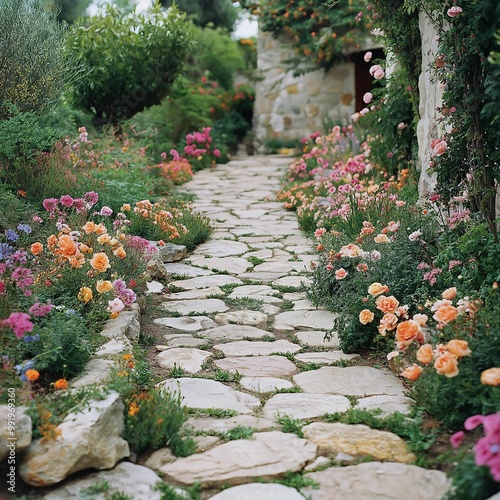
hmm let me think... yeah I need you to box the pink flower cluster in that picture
[43,192,99,219]
[183,127,220,159]
[451,412,500,481]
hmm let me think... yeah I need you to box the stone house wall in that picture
[253,32,356,152]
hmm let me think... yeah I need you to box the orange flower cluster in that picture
[133,200,188,240]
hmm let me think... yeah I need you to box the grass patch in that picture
[247,256,266,266]
[271,471,318,491]
[222,425,255,441]
[187,408,239,418]
[156,482,201,500]
[223,297,264,311]
[214,368,242,383]
[280,300,295,311]
[277,414,307,437]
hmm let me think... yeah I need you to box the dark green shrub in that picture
[68,4,194,126]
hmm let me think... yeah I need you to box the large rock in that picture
[201,324,275,341]
[214,340,301,357]
[168,275,243,290]
[164,287,223,300]
[156,348,212,373]
[158,378,260,414]
[214,310,268,326]
[355,395,414,416]
[184,415,279,434]
[296,331,339,348]
[43,462,162,500]
[71,358,115,388]
[271,276,312,289]
[240,377,295,393]
[20,392,129,487]
[189,256,252,275]
[294,366,406,397]
[209,483,305,499]
[274,310,336,332]
[228,284,280,298]
[263,394,351,420]
[0,405,32,461]
[295,352,359,364]
[303,462,449,499]
[215,356,297,377]
[158,243,187,262]
[101,303,140,342]
[160,431,317,487]
[302,422,415,463]
[192,240,249,257]
[164,263,214,277]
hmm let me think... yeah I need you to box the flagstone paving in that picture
[53,156,448,498]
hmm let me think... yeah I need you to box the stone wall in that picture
[253,32,356,152]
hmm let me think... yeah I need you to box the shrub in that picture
[0,0,75,119]
[68,4,195,126]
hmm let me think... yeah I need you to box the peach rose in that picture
[413,314,428,326]
[416,344,434,364]
[77,286,93,304]
[375,295,400,314]
[82,221,96,234]
[89,252,111,273]
[113,247,127,259]
[97,234,112,245]
[335,268,348,280]
[95,223,108,235]
[58,235,78,259]
[374,234,390,243]
[401,363,423,381]
[442,287,457,300]
[446,339,471,358]
[433,304,458,324]
[368,282,389,297]
[30,242,43,256]
[96,280,113,294]
[395,320,422,348]
[480,368,500,386]
[80,244,92,253]
[359,309,375,325]
[69,254,85,269]
[378,313,398,336]
[47,234,58,249]
[434,352,459,378]
[433,140,447,156]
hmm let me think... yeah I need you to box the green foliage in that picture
[222,425,255,441]
[412,297,500,429]
[156,482,201,500]
[55,0,91,23]
[241,0,369,73]
[0,0,76,119]
[160,0,238,32]
[276,414,306,437]
[68,3,195,126]
[445,453,500,500]
[0,186,37,233]
[273,471,318,491]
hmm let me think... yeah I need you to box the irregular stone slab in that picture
[142,448,176,471]
[228,285,280,298]
[233,209,268,218]
[0,405,31,461]
[95,338,130,357]
[283,292,307,301]
[293,299,317,310]
[165,263,214,278]
[158,378,260,414]
[154,316,217,332]
[243,249,274,260]
[158,243,187,262]
[163,336,207,348]
[157,348,212,373]
[43,462,162,500]
[286,245,313,254]
[161,299,228,315]
[210,483,306,500]
[263,304,281,315]
[295,352,359,365]
[296,331,339,348]
[303,462,449,500]
[272,276,312,289]
[302,422,415,463]
[184,415,278,434]
[20,392,129,487]
[164,287,223,300]
[168,275,242,290]
[274,310,336,332]
[71,359,115,388]
[355,395,414,416]
[214,340,301,357]
[294,367,406,397]
[160,431,317,487]
[146,280,165,294]
[238,271,289,281]
[304,456,331,472]
[253,262,298,273]
[193,240,249,257]
[215,310,268,326]
[201,324,275,341]
[215,356,297,377]
[240,377,295,393]
[190,256,252,275]
[263,394,351,420]
[194,435,222,452]
[101,303,141,342]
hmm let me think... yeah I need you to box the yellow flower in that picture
[96,280,113,294]
[77,286,93,303]
[128,402,140,416]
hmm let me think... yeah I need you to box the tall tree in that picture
[161,0,238,32]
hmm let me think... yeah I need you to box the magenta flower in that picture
[447,6,463,17]
[450,431,465,449]
[42,198,59,212]
[213,149,221,158]
[60,195,74,207]
[29,302,52,317]
[465,414,485,431]
[1,312,34,338]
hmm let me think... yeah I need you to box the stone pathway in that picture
[46,156,450,499]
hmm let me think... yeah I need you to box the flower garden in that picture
[1,0,499,498]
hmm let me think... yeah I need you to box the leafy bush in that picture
[68,4,195,126]
[0,0,76,119]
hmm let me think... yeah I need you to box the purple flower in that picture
[84,191,99,206]
[23,334,40,343]
[0,243,14,261]
[17,224,32,234]
[99,206,113,217]
[42,198,59,212]
[120,288,137,306]
[73,198,87,213]
[113,278,127,294]
[5,229,19,242]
